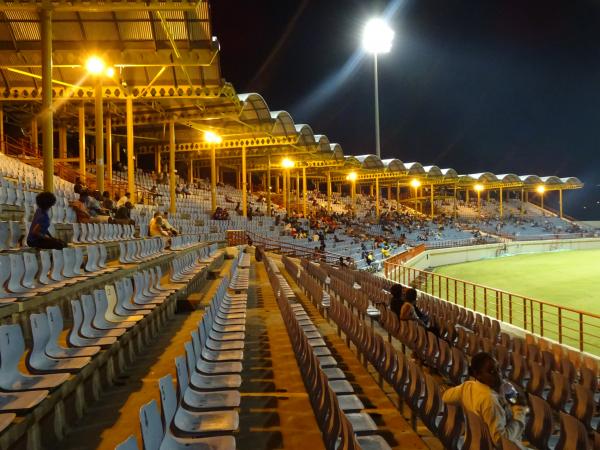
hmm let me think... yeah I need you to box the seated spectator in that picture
[70,190,110,223]
[86,190,110,217]
[161,212,179,236]
[74,177,85,194]
[149,215,169,237]
[399,288,428,325]
[442,352,528,449]
[27,192,67,250]
[175,184,183,197]
[182,184,191,197]
[149,185,162,203]
[113,201,135,225]
[389,284,403,318]
[101,191,114,212]
[116,192,131,208]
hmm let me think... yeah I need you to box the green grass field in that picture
[426,249,600,353]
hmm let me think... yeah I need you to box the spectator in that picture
[149,185,161,204]
[27,192,67,250]
[338,257,346,268]
[182,184,191,197]
[74,177,85,194]
[389,284,403,318]
[149,215,169,237]
[113,201,135,225]
[86,190,109,217]
[69,190,110,223]
[442,352,528,448]
[116,192,131,208]
[399,287,428,324]
[161,212,179,236]
[101,191,114,212]
[175,184,183,197]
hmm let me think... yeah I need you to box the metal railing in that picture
[385,262,600,355]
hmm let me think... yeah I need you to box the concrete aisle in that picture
[237,258,324,450]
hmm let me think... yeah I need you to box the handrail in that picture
[384,261,600,355]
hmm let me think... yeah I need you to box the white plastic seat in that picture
[184,343,242,390]
[187,339,242,375]
[175,355,241,410]
[158,374,239,435]
[115,436,139,450]
[7,221,21,248]
[80,294,126,337]
[68,300,117,348]
[0,324,69,390]
[139,399,236,450]
[5,254,35,298]
[104,284,146,321]
[29,313,91,372]
[92,289,135,330]
[45,306,100,358]
[0,391,48,413]
[115,279,155,314]
[85,245,102,273]
[0,222,9,251]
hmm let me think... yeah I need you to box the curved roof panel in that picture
[329,143,344,161]
[560,177,583,186]
[270,111,296,137]
[314,135,331,153]
[294,124,316,146]
[496,173,521,183]
[423,165,442,177]
[238,93,271,125]
[539,176,562,185]
[468,172,498,182]
[404,162,425,175]
[520,175,543,184]
[441,168,458,178]
[381,158,406,172]
[354,154,384,169]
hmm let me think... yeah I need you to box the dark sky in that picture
[211,0,600,219]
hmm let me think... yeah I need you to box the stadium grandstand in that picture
[0,1,596,450]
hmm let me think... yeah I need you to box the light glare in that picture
[281,158,295,169]
[362,18,394,54]
[346,172,358,182]
[537,185,546,194]
[410,179,421,188]
[86,56,105,75]
[474,183,485,192]
[204,131,222,144]
[105,67,115,77]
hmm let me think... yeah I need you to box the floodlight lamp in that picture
[281,158,295,169]
[346,172,358,182]
[410,179,421,188]
[203,131,222,144]
[362,18,394,54]
[474,183,485,192]
[85,56,105,75]
[536,185,546,194]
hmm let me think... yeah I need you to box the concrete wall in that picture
[405,237,600,270]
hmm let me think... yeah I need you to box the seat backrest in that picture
[571,384,593,429]
[464,409,495,450]
[184,341,197,376]
[50,249,65,281]
[525,393,553,449]
[22,252,39,289]
[174,355,190,397]
[0,324,26,384]
[438,403,464,449]
[62,247,76,278]
[139,400,163,450]
[30,312,53,359]
[39,250,52,284]
[46,305,65,346]
[158,374,177,426]
[0,222,9,251]
[115,435,138,450]
[7,253,25,292]
[555,412,589,450]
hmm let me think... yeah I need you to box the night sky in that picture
[211,0,600,219]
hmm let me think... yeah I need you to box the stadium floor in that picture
[432,249,600,314]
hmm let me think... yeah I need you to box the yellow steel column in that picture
[351,180,356,212]
[155,148,161,173]
[559,189,563,218]
[78,104,86,181]
[126,97,135,202]
[0,105,4,154]
[58,125,67,159]
[275,175,280,194]
[266,154,271,216]
[31,117,38,155]
[115,141,120,162]
[453,185,458,218]
[241,146,247,217]
[94,82,104,194]
[520,188,524,216]
[387,185,391,201]
[466,188,470,203]
[326,171,331,213]
[499,187,503,218]
[375,177,380,218]
[295,171,300,213]
[169,119,176,214]
[41,6,54,192]
[429,184,433,218]
[106,115,112,189]
[282,171,288,213]
[210,145,217,213]
[249,172,253,194]
[188,157,193,184]
[370,183,374,197]
[302,167,308,216]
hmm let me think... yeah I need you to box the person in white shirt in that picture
[116,192,131,208]
[442,352,528,449]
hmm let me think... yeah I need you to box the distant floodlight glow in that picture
[105,67,115,78]
[474,183,485,192]
[203,131,222,144]
[281,158,295,169]
[85,56,105,75]
[346,172,358,182]
[410,179,421,188]
[537,185,546,194]
[362,18,394,54]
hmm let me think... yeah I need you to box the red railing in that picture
[383,244,426,278]
[385,262,600,355]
